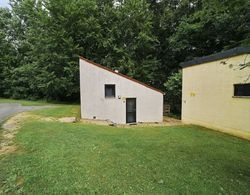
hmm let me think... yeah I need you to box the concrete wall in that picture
[182,54,250,138]
[80,58,163,124]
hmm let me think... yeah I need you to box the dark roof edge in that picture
[180,46,250,68]
[79,56,165,95]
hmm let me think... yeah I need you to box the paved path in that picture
[0,103,50,123]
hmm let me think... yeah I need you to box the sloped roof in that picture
[180,46,250,68]
[79,56,164,94]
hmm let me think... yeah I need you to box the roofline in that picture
[180,46,250,68]
[79,56,165,95]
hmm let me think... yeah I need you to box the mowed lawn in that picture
[0,103,250,194]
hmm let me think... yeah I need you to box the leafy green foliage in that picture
[0,0,249,101]
[0,8,16,95]
[164,71,182,114]
[169,0,250,60]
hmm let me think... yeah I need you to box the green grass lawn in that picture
[0,97,79,107]
[0,104,250,194]
[32,105,80,118]
[0,98,50,106]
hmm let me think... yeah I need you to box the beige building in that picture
[79,56,164,124]
[181,46,250,139]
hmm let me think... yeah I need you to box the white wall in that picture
[80,58,163,124]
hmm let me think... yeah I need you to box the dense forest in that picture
[0,0,249,110]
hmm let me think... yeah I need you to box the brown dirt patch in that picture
[40,117,57,122]
[80,119,111,126]
[80,117,182,127]
[0,113,36,155]
[0,113,76,156]
[58,117,76,123]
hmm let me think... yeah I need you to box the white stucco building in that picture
[79,56,164,124]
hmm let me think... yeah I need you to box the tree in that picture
[164,71,182,115]
[96,0,159,85]
[0,0,249,102]
[0,8,15,96]
[169,0,250,62]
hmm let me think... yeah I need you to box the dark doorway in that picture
[126,98,136,123]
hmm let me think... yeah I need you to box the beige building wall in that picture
[182,54,250,138]
[80,58,163,124]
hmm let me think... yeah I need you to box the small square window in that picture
[234,83,250,97]
[105,84,115,98]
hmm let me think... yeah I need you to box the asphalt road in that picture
[0,103,49,123]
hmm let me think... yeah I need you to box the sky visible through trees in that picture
[0,0,9,8]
